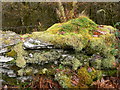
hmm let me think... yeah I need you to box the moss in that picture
[17,69,24,76]
[32,32,88,51]
[46,16,97,34]
[23,16,117,71]
[6,50,17,58]
[88,37,116,57]
[89,37,106,52]
[77,67,93,85]
[18,67,34,76]
[100,34,116,47]
[31,16,116,54]
[20,34,32,38]
[100,25,117,33]
[47,23,62,34]
[102,70,117,76]
[88,68,102,80]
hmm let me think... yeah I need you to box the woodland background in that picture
[2,2,120,34]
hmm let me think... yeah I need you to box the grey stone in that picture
[0,56,14,62]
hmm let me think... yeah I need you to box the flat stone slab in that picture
[23,38,54,49]
[0,56,14,62]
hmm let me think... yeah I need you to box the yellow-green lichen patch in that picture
[13,43,27,68]
[26,50,62,64]
[4,40,11,45]
[102,55,116,69]
[55,71,72,88]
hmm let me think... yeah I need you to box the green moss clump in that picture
[31,16,98,50]
[89,37,106,53]
[102,70,117,76]
[75,53,90,64]
[46,16,98,34]
[77,67,93,85]
[6,50,17,58]
[31,16,117,54]
[77,67,102,87]
[46,23,62,34]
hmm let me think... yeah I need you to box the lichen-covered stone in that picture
[0,31,21,49]
[26,50,62,64]
[61,55,82,70]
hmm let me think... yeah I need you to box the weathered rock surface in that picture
[0,31,21,49]
[0,56,14,62]
[23,38,54,49]
[0,31,21,62]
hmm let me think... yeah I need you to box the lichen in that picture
[26,50,62,64]
[90,59,102,69]
[13,43,27,68]
[102,55,116,69]
[61,55,82,70]
[54,71,72,88]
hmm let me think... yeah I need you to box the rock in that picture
[0,48,8,54]
[0,56,14,62]
[26,49,62,64]
[7,70,16,77]
[17,76,32,82]
[61,55,82,70]
[0,31,21,49]
[23,38,54,49]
